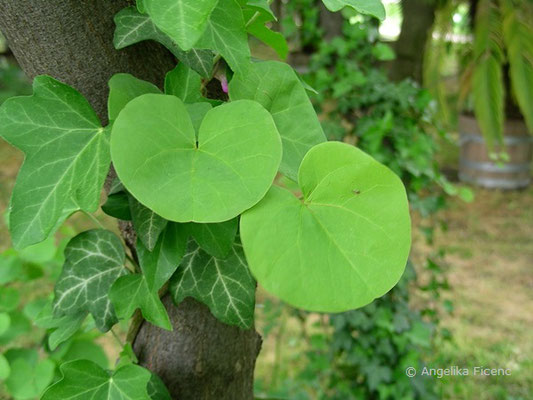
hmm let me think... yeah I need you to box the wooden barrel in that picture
[458,115,533,189]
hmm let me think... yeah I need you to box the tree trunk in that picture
[319,2,344,40]
[0,1,262,399]
[390,0,437,83]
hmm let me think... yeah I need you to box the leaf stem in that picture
[83,210,106,230]
[111,327,125,347]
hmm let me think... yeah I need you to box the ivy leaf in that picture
[102,192,132,220]
[111,95,282,223]
[41,360,152,400]
[0,76,110,249]
[229,61,326,181]
[170,240,256,328]
[147,374,172,400]
[196,0,252,73]
[108,73,161,121]
[143,0,219,51]
[164,63,203,103]
[34,301,87,350]
[52,230,127,331]
[4,349,55,399]
[186,218,238,258]
[240,142,411,312]
[113,7,214,78]
[245,11,289,60]
[110,224,186,330]
[321,0,386,21]
[129,196,168,252]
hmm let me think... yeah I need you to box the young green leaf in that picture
[108,73,161,121]
[4,349,55,399]
[0,76,110,249]
[113,7,214,78]
[186,218,238,259]
[41,360,152,400]
[111,95,282,223]
[196,0,252,73]
[143,0,219,51]
[321,0,386,21]
[229,61,326,180]
[52,230,127,331]
[129,196,168,251]
[240,141,411,312]
[170,240,256,329]
[164,63,203,103]
[110,224,186,330]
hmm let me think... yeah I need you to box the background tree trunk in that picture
[319,2,344,40]
[391,0,437,83]
[0,1,261,398]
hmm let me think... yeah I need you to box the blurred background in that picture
[0,1,532,399]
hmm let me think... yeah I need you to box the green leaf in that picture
[4,349,55,400]
[113,7,214,78]
[147,374,172,400]
[245,12,288,60]
[186,218,238,258]
[42,360,152,400]
[0,287,20,312]
[0,76,110,249]
[164,63,203,103]
[321,0,386,20]
[0,353,10,380]
[0,311,31,346]
[34,301,86,350]
[186,102,213,134]
[108,73,161,121]
[129,196,168,251]
[229,61,326,180]
[102,192,132,220]
[111,95,282,222]
[53,230,127,331]
[0,313,10,336]
[501,0,533,134]
[170,240,256,328]
[110,224,186,330]
[247,0,277,21]
[240,141,411,312]
[196,0,252,73]
[61,339,109,369]
[143,0,219,51]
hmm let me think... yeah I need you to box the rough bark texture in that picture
[390,0,437,83]
[134,296,262,399]
[0,1,262,399]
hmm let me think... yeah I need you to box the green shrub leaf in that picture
[111,95,281,223]
[240,142,411,312]
[108,73,161,121]
[4,349,55,399]
[0,76,110,249]
[229,61,326,181]
[129,196,168,252]
[186,218,239,258]
[164,63,203,103]
[113,7,214,78]
[41,360,152,400]
[170,240,256,328]
[52,230,127,331]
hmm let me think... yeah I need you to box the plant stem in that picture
[83,210,105,230]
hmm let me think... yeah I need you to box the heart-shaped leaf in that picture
[164,63,203,103]
[229,61,326,181]
[108,73,161,121]
[240,141,411,312]
[111,94,282,222]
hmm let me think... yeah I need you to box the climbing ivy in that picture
[0,0,408,397]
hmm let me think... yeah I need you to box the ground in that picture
[1,138,532,399]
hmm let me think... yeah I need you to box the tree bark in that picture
[390,0,437,83]
[319,2,344,41]
[0,1,262,399]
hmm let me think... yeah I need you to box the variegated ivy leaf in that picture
[52,230,127,331]
[196,0,252,74]
[113,7,214,78]
[0,76,110,249]
[129,196,168,252]
[110,224,187,330]
[229,61,326,181]
[41,360,152,400]
[143,0,219,51]
[170,240,256,329]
